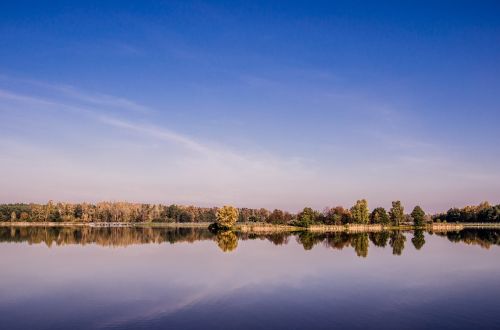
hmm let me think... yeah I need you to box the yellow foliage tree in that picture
[216,205,239,228]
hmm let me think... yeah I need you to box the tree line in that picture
[432,202,500,223]
[1,200,499,225]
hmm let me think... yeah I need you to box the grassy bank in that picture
[236,222,500,233]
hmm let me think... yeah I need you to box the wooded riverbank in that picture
[2,221,500,233]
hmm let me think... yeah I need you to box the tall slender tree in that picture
[350,199,369,224]
[389,201,405,226]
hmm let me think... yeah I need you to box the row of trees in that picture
[1,200,499,226]
[294,200,428,227]
[433,202,500,223]
[0,202,218,223]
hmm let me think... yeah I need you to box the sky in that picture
[0,0,499,213]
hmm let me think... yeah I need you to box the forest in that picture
[1,200,499,225]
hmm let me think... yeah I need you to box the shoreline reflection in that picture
[1,226,499,256]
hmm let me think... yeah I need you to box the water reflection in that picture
[389,231,406,255]
[215,230,238,252]
[435,229,500,248]
[369,231,390,247]
[412,230,426,250]
[1,226,500,329]
[1,226,500,256]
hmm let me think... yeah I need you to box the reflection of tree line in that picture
[435,229,500,249]
[0,226,214,247]
[295,231,408,257]
[1,226,499,255]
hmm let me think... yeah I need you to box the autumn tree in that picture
[350,199,369,224]
[238,208,253,222]
[324,206,351,225]
[45,200,54,222]
[257,208,270,222]
[179,210,194,223]
[268,209,285,224]
[20,212,29,221]
[389,201,405,226]
[215,205,239,229]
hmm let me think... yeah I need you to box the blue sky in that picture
[1,1,499,212]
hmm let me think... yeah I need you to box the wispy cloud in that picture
[53,85,153,113]
[0,75,152,113]
[0,88,57,107]
[97,116,210,154]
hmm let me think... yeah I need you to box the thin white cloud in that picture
[0,89,58,106]
[97,116,210,154]
[51,84,153,113]
[0,88,95,116]
[0,75,152,113]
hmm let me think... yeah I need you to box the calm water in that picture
[1,226,500,330]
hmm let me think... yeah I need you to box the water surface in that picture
[0,226,499,329]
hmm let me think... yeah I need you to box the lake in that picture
[0,226,499,329]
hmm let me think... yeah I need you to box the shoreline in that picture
[1,222,500,233]
[236,223,500,233]
[0,222,212,228]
